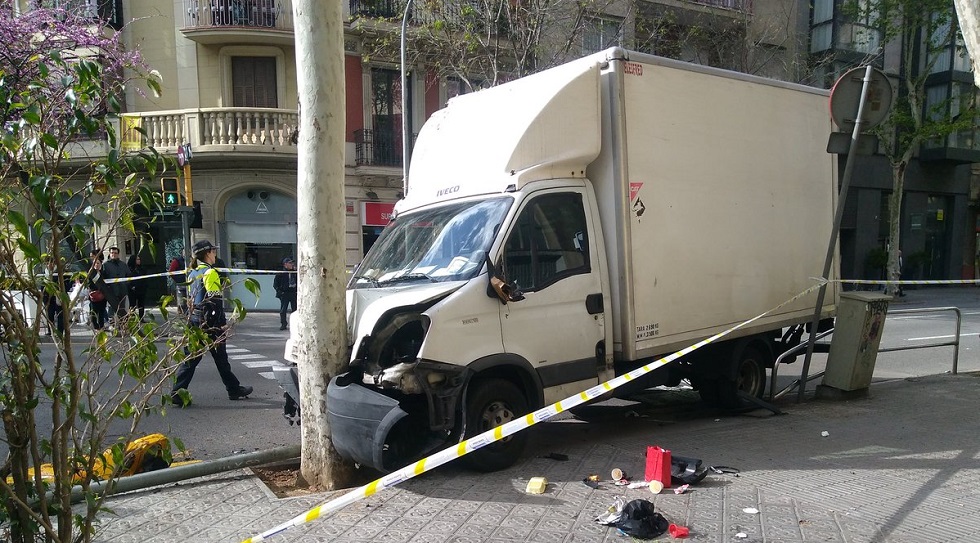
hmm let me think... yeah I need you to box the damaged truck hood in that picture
[347,282,464,354]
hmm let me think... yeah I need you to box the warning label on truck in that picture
[636,323,659,340]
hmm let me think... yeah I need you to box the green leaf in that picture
[17,239,41,262]
[244,277,262,298]
[8,210,29,238]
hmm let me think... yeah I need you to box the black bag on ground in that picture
[615,499,669,539]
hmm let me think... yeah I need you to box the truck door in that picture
[498,189,604,400]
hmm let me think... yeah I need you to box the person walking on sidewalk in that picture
[88,250,109,330]
[101,246,130,326]
[273,257,297,330]
[170,240,252,407]
[168,254,188,314]
[127,254,148,320]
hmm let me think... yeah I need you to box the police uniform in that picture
[170,240,252,406]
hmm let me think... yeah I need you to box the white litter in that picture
[821,431,830,437]
[735,532,747,539]
[743,507,759,514]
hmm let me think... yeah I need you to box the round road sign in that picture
[830,66,894,131]
[176,145,186,167]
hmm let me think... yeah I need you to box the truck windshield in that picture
[350,197,512,288]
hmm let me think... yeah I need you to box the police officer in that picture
[170,240,252,407]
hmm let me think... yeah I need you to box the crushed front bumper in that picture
[326,375,409,471]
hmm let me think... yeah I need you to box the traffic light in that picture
[161,177,180,206]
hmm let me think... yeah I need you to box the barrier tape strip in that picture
[240,279,831,543]
[99,268,295,284]
[841,278,980,286]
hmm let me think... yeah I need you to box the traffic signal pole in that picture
[182,161,193,263]
[176,144,194,264]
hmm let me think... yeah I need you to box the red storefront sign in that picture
[362,202,395,227]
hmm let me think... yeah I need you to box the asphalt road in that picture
[10,286,980,465]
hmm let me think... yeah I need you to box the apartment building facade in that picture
[19,0,977,307]
[81,0,809,308]
[807,0,980,284]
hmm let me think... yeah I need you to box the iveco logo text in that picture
[437,185,460,197]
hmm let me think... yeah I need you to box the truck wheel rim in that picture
[737,360,762,395]
[480,401,515,443]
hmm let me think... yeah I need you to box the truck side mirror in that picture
[485,254,524,304]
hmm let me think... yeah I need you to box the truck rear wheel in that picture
[720,346,768,407]
[698,346,768,408]
[460,378,529,472]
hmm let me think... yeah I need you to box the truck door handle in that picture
[586,293,603,315]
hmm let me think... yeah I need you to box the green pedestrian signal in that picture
[161,177,180,206]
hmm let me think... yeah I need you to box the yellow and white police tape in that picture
[240,279,832,543]
[101,268,294,284]
[842,278,980,286]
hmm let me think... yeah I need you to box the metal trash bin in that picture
[817,292,891,399]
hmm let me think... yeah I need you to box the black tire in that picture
[695,377,723,407]
[716,346,768,408]
[460,378,529,472]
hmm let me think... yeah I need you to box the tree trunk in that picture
[293,0,356,489]
[953,0,980,89]
[886,161,907,296]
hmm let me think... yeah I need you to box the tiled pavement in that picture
[94,372,980,543]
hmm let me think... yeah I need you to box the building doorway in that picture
[223,189,296,310]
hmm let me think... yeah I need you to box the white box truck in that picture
[276,48,839,472]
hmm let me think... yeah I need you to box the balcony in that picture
[181,0,294,46]
[119,108,298,164]
[349,0,400,19]
[353,128,417,170]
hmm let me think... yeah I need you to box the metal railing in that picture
[354,128,416,167]
[183,0,293,31]
[119,108,299,151]
[769,305,963,401]
[349,0,399,18]
[689,0,753,11]
[880,306,962,374]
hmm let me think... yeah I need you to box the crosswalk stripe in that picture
[226,345,280,380]
[230,353,266,360]
[242,360,285,369]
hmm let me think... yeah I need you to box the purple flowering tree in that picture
[0,6,191,543]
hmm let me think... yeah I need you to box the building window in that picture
[809,0,882,55]
[370,67,404,167]
[232,56,278,108]
[925,15,972,75]
[924,81,980,152]
[583,15,621,55]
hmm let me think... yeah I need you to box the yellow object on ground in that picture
[525,477,548,494]
[5,433,172,484]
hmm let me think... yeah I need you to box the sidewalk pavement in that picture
[86,286,980,542]
[92,372,980,543]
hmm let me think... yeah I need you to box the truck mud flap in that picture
[327,374,408,471]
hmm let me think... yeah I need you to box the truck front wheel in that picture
[460,378,529,472]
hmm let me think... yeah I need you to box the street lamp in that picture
[400,0,414,197]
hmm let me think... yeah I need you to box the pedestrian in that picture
[273,257,297,330]
[88,250,109,330]
[169,240,252,407]
[168,254,188,314]
[897,250,905,297]
[42,256,69,336]
[127,254,148,320]
[101,246,130,326]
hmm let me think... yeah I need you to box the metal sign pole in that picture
[797,65,875,402]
